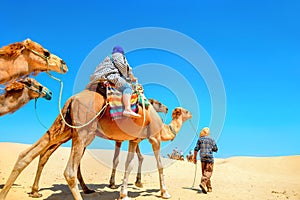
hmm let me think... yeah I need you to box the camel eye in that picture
[44,51,50,57]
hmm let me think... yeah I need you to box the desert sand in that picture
[0,142,299,200]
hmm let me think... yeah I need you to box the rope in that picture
[34,99,49,130]
[46,72,109,129]
[189,120,198,137]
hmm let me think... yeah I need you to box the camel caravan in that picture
[0,39,193,200]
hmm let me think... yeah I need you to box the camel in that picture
[186,154,194,163]
[108,98,169,189]
[0,89,192,200]
[25,97,168,198]
[0,77,52,116]
[0,38,68,84]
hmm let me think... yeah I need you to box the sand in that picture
[0,142,299,200]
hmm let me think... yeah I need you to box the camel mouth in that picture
[60,62,68,74]
[42,88,52,100]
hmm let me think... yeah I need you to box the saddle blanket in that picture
[107,85,138,120]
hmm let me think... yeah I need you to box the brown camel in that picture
[0,77,52,116]
[0,38,68,84]
[0,89,192,200]
[26,97,168,197]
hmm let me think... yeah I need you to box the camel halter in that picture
[29,49,65,73]
[23,80,47,99]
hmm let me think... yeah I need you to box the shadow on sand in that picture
[20,183,161,200]
[0,183,22,189]
[182,186,204,194]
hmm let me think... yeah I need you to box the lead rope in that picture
[34,98,49,130]
[46,71,109,129]
[189,120,199,189]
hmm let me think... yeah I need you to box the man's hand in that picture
[193,158,197,164]
[193,150,198,164]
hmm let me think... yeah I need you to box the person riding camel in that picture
[89,46,141,118]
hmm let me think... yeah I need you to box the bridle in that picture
[22,80,46,99]
[28,49,65,73]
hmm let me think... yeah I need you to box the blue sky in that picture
[0,0,299,158]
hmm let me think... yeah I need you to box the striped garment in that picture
[89,52,134,88]
[107,85,138,120]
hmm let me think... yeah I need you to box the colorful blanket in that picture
[107,85,139,120]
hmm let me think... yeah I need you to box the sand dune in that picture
[0,142,299,200]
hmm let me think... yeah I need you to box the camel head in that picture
[149,98,168,114]
[171,107,192,122]
[18,77,52,100]
[22,39,68,74]
[0,39,68,74]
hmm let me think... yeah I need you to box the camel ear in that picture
[23,38,32,48]
[172,108,182,119]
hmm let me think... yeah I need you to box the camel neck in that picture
[160,117,183,141]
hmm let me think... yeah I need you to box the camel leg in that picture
[0,135,50,200]
[29,142,94,197]
[109,141,122,189]
[29,143,61,198]
[77,148,95,194]
[119,141,138,200]
[64,126,96,200]
[135,144,144,188]
[63,137,86,200]
[149,137,171,199]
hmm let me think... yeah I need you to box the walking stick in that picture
[189,120,199,189]
[191,162,198,189]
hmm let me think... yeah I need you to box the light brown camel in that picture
[0,38,68,84]
[25,97,168,198]
[109,98,169,189]
[186,154,194,162]
[0,89,192,200]
[0,77,52,116]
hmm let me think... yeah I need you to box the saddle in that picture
[86,81,149,120]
